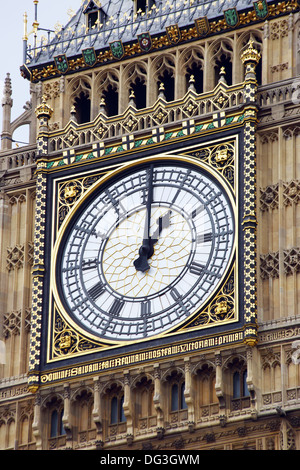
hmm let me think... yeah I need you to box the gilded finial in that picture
[240,39,261,64]
[35,95,53,119]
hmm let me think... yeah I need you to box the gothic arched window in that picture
[215,54,232,86]
[159,69,174,102]
[130,77,146,109]
[186,62,203,94]
[102,85,119,117]
[74,91,91,124]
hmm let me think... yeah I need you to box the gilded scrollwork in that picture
[57,172,107,230]
[52,307,103,358]
[187,140,235,191]
[186,268,236,329]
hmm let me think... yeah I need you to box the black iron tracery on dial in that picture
[58,161,235,341]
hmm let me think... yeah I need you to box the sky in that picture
[0,0,79,146]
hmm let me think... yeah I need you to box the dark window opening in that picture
[102,85,119,117]
[171,382,187,411]
[136,0,147,12]
[110,395,126,424]
[256,57,262,86]
[130,78,146,109]
[215,54,232,86]
[88,11,98,29]
[233,370,250,398]
[186,63,203,94]
[158,70,174,102]
[50,409,66,438]
[74,92,91,124]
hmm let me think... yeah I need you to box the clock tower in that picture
[1,0,300,451]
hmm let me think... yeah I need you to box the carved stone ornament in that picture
[283,180,300,206]
[260,252,279,279]
[260,184,279,211]
[6,244,25,271]
[283,247,300,275]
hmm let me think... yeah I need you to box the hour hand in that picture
[133,239,152,272]
[133,211,172,272]
[151,210,172,241]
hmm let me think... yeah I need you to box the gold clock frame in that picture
[47,138,239,363]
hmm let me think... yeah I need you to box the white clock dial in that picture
[58,158,235,341]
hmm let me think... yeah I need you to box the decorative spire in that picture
[218,66,227,84]
[129,89,136,107]
[240,39,261,84]
[158,82,166,99]
[99,97,107,115]
[70,105,77,122]
[188,74,196,92]
[2,73,13,107]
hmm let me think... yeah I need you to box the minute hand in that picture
[133,165,154,272]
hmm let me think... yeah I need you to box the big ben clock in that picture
[52,155,236,344]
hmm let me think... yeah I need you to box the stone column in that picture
[1,73,13,150]
[183,357,195,432]
[153,363,164,438]
[28,96,53,393]
[240,40,261,348]
[123,370,133,445]
[32,392,42,450]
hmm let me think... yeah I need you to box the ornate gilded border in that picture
[47,151,238,362]
[22,0,299,83]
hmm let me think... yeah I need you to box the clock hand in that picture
[134,210,172,272]
[150,210,172,242]
[133,165,154,272]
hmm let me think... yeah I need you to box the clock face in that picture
[56,158,235,342]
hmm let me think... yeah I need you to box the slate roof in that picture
[24,0,263,67]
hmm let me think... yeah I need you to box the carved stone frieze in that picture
[43,80,60,100]
[6,244,25,271]
[283,247,300,275]
[270,62,289,74]
[3,308,31,338]
[260,247,300,278]
[283,180,300,205]
[6,242,34,271]
[270,18,290,40]
[260,179,300,210]
[260,183,279,211]
[260,252,279,279]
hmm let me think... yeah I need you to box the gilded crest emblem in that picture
[166,24,181,44]
[224,8,240,27]
[194,17,209,37]
[253,0,269,19]
[137,32,152,52]
[82,47,97,66]
[110,40,124,60]
[54,54,69,74]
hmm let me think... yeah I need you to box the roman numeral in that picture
[109,299,124,317]
[87,281,105,301]
[141,300,151,318]
[81,258,98,271]
[191,205,205,219]
[189,261,205,276]
[170,288,181,301]
[197,232,213,244]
